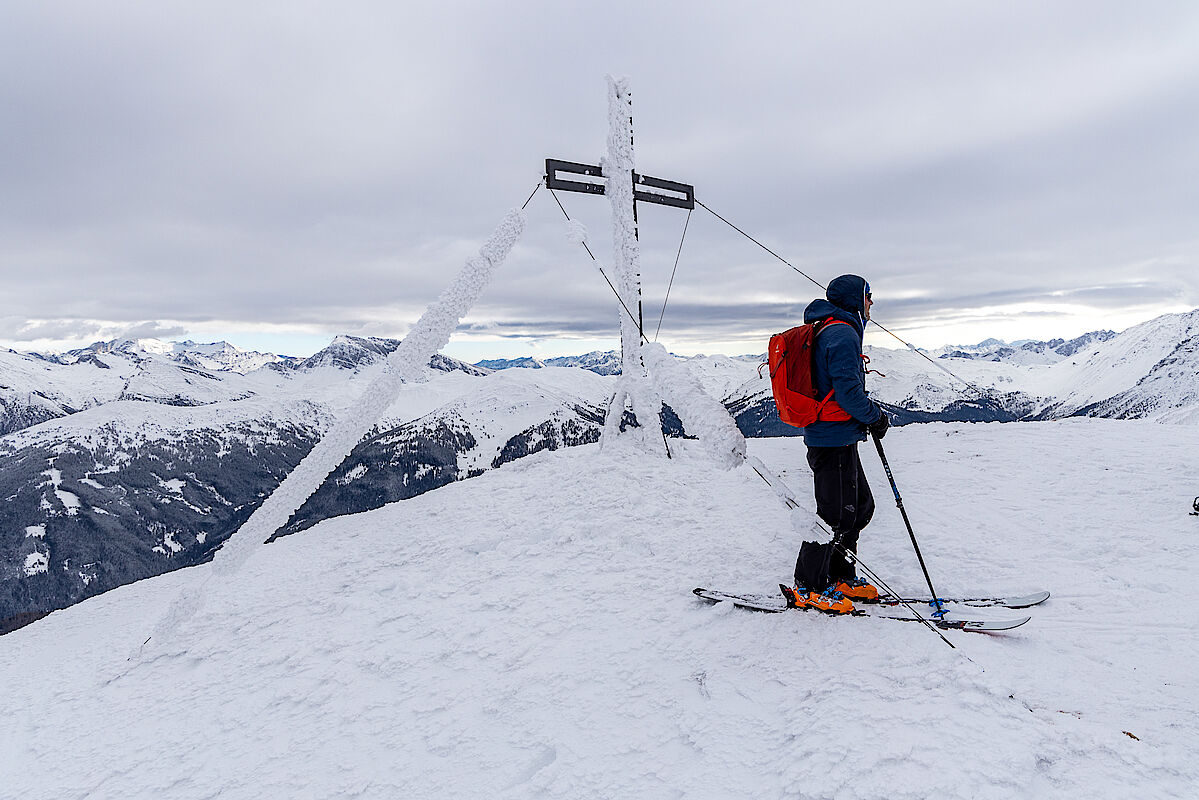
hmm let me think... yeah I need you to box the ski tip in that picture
[1002,590,1050,609]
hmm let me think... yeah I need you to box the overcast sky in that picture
[2,1,1197,360]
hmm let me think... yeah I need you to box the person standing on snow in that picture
[783,274,891,614]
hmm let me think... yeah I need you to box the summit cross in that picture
[544,76,695,452]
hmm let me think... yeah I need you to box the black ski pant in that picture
[794,442,875,591]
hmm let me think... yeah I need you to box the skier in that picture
[784,274,891,614]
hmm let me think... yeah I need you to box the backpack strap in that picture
[814,317,851,337]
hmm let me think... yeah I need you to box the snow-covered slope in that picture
[0,348,136,434]
[1031,310,1199,421]
[674,352,764,401]
[276,367,612,537]
[720,309,1199,430]
[0,340,295,436]
[1,420,1194,798]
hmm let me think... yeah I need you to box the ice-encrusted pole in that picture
[135,208,526,655]
[605,76,644,380]
[601,75,666,454]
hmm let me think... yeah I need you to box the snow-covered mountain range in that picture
[2,309,1198,632]
[722,309,1199,431]
[0,335,616,632]
[927,330,1118,364]
[475,350,625,375]
[50,337,293,374]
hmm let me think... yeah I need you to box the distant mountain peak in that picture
[297,335,488,377]
[55,338,285,374]
[475,356,547,370]
[299,335,398,371]
[934,329,1118,365]
[475,350,623,376]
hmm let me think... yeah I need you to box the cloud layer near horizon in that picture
[2,1,1197,355]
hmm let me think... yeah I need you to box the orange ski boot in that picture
[780,584,855,614]
[833,577,879,602]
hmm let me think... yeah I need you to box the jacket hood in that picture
[805,274,870,331]
[826,274,870,315]
[803,298,863,334]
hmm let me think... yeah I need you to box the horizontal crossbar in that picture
[544,158,694,210]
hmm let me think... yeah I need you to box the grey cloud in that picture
[3,319,105,341]
[2,1,1198,353]
[114,321,189,340]
[457,276,1191,347]
[0,318,188,346]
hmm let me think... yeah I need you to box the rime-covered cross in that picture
[545,76,695,454]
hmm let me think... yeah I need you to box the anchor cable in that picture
[520,180,542,210]
[546,187,648,343]
[654,207,692,342]
[694,197,986,397]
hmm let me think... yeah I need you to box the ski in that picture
[742,458,1049,613]
[868,589,1050,610]
[692,587,1031,632]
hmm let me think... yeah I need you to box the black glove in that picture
[867,406,891,439]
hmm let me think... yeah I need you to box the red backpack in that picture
[765,318,854,428]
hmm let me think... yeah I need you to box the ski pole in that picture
[832,542,955,649]
[871,433,947,618]
[746,458,955,649]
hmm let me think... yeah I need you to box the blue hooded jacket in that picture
[800,274,881,447]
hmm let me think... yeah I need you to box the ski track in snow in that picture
[1,420,1196,799]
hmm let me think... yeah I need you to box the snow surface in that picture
[41,466,81,515]
[21,551,47,577]
[1,419,1195,799]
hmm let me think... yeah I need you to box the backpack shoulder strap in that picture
[814,316,851,337]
